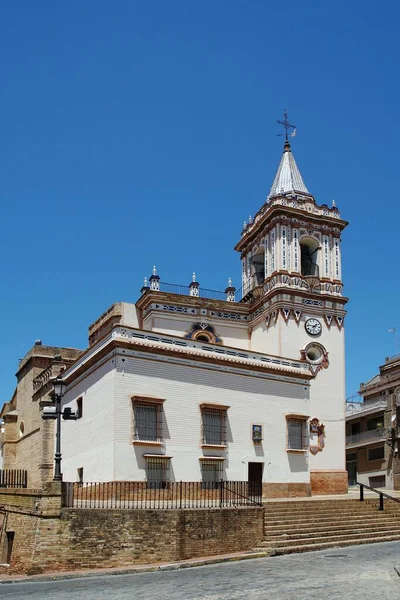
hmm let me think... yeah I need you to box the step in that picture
[264,514,399,526]
[254,533,400,556]
[264,503,387,513]
[263,500,379,508]
[261,529,400,548]
[263,525,400,542]
[264,509,399,519]
[264,520,400,535]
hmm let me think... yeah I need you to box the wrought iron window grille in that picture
[133,401,163,442]
[201,409,227,445]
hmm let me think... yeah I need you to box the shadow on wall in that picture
[287,453,308,473]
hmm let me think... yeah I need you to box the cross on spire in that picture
[277,110,296,141]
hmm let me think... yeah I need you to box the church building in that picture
[58,128,348,497]
[1,121,349,497]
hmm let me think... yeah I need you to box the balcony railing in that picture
[346,427,387,446]
[346,398,387,416]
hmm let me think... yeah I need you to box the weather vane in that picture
[277,110,297,141]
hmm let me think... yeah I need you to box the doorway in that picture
[346,453,357,487]
[1,531,14,565]
[248,462,263,497]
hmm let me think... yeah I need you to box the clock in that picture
[305,318,322,336]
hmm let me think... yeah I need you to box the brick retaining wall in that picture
[0,485,263,574]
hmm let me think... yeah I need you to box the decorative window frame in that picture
[131,395,165,446]
[200,403,229,448]
[184,323,222,345]
[143,454,171,489]
[300,342,329,375]
[285,414,309,453]
[199,457,225,489]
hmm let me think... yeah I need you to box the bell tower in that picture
[235,113,349,494]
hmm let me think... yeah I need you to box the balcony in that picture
[346,397,387,417]
[346,427,387,447]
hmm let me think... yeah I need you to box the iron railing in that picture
[62,480,262,509]
[358,481,400,511]
[0,470,27,489]
[158,282,230,302]
[346,427,386,446]
[346,398,387,416]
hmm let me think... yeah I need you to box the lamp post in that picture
[53,376,65,481]
[41,376,78,482]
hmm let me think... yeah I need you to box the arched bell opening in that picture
[251,247,265,286]
[300,236,320,277]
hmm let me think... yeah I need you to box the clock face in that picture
[305,318,322,336]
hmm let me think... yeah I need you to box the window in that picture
[201,460,223,489]
[368,446,384,461]
[369,475,385,488]
[76,398,83,419]
[201,407,228,446]
[145,457,169,489]
[367,416,383,431]
[133,400,163,442]
[287,418,308,450]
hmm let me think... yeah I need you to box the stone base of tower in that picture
[262,483,311,498]
[310,470,348,495]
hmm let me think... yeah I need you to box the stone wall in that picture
[0,485,264,575]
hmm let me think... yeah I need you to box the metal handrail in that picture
[357,481,400,511]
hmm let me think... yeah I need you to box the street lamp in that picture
[42,376,78,482]
[53,376,65,481]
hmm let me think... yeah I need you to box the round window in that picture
[304,343,326,365]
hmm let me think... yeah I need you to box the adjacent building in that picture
[346,354,400,489]
[1,134,349,496]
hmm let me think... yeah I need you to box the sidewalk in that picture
[0,550,270,584]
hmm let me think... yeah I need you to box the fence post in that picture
[379,493,384,511]
[180,480,182,509]
[360,484,364,501]
[219,479,224,508]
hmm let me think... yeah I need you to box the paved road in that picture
[1,542,400,600]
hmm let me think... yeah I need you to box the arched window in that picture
[195,334,211,343]
[300,237,320,277]
[251,247,265,286]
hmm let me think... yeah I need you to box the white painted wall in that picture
[147,314,250,350]
[61,358,116,482]
[251,314,345,473]
[61,351,311,484]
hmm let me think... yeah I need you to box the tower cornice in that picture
[235,198,348,253]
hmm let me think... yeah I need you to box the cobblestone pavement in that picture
[1,541,400,600]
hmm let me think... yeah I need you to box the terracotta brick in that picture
[310,470,348,495]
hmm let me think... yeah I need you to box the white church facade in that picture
[59,134,348,497]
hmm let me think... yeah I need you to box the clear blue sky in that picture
[0,0,398,402]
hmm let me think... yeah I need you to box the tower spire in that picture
[269,111,307,197]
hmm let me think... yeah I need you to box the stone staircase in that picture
[257,498,400,555]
